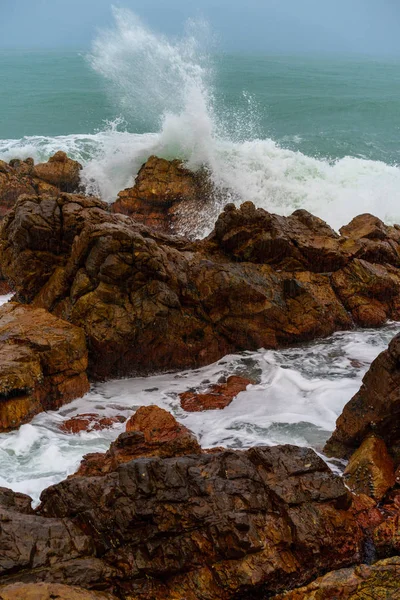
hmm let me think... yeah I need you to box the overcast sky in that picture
[1,0,400,56]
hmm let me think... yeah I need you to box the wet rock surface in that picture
[0,583,118,600]
[75,406,201,477]
[272,556,400,600]
[4,193,400,379]
[111,155,214,236]
[179,375,254,411]
[325,332,400,460]
[0,444,362,599]
[0,152,82,219]
[0,302,89,431]
[60,413,126,434]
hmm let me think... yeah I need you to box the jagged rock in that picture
[0,583,118,600]
[324,332,400,459]
[0,153,82,221]
[272,556,400,599]
[59,414,126,434]
[75,406,201,477]
[179,375,253,411]
[0,302,89,432]
[33,151,82,193]
[212,202,361,271]
[331,259,400,327]
[344,435,395,501]
[111,155,212,235]
[0,195,359,379]
[35,445,361,599]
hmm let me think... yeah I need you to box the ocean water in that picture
[0,8,400,503]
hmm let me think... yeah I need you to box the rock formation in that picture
[324,332,400,460]
[179,375,253,411]
[0,152,82,219]
[111,155,215,235]
[272,556,400,599]
[4,191,400,379]
[0,444,369,599]
[0,302,89,432]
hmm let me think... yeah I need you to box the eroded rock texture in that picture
[0,152,81,219]
[0,302,89,432]
[0,583,118,600]
[111,155,215,235]
[4,193,400,379]
[325,332,400,460]
[0,445,364,599]
[272,556,400,600]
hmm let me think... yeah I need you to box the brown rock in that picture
[344,435,396,501]
[33,151,82,192]
[35,445,360,599]
[213,202,360,271]
[179,375,253,411]
[272,557,400,600]
[331,258,400,327]
[76,406,201,477]
[0,583,117,600]
[111,155,213,235]
[0,302,89,432]
[0,195,358,379]
[324,332,400,459]
[60,414,126,434]
[340,213,400,242]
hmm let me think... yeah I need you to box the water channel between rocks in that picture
[0,293,398,505]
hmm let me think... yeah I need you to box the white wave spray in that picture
[1,7,400,235]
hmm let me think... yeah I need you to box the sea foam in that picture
[1,8,400,236]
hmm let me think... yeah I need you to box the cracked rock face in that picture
[0,302,89,432]
[4,193,400,379]
[0,445,365,599]
[325,332,400,460]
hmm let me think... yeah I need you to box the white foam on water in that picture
[1,8,399,233]
[0,323,398,506]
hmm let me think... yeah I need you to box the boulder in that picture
[75,406,201,477]
[0,302,89,432]
[35,445,361,599]
[179,375,253,411]
[0,153,82,221]
[324,332,400,459]
[33,151,82,193]
[0,583,118,600]
[0,195,358,379]
[59,414,126,434]
[111,155,213,235]
[272,557,400,599]
[343,435,396,501]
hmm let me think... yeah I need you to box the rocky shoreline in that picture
[0,152,400,598]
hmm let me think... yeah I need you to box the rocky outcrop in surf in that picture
[3,191,400,381]
[0,442,367,599]
[324,332,400,460]
[0,302,89,432]
[111,155,215,236]
[0,151,82,218]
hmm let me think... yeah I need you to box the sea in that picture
[1,7,400,504]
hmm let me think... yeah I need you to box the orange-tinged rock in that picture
[33,151,82,192]
[111,155,212,235]
[325,332,400,459]
[344,435,396,501]
[0,583,117,600]
[179,375,253,411]
[0,302,89,431]
[272,557,400,599]
[60,413,126,434]
[75,406,201,477]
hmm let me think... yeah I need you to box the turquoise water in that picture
[2,50,400,165]
[1,9,400,233]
